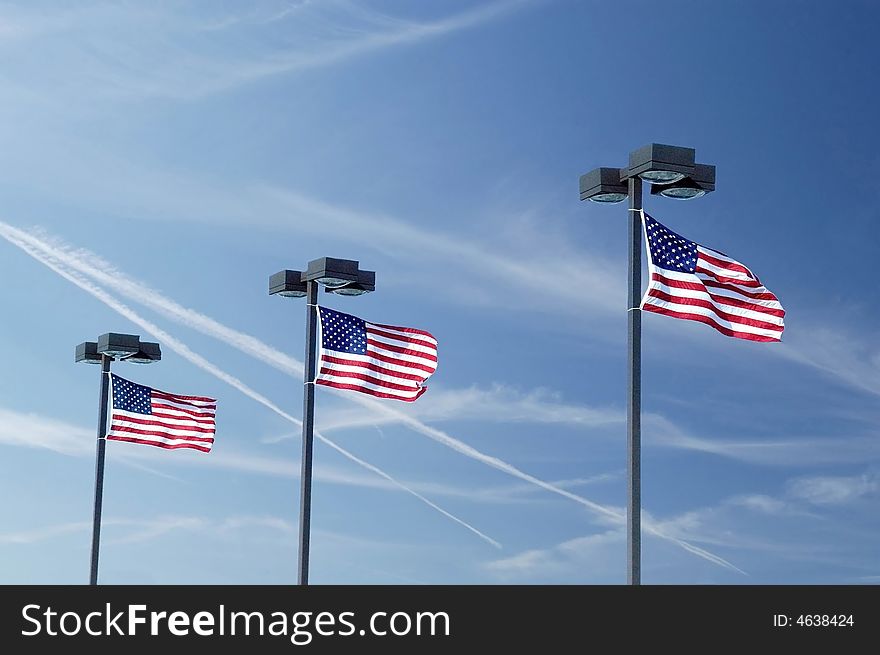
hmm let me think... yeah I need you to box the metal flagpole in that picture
[298,280,319,585]
[627,176,643,586]
[89,354,112,585]
[581,144,712,584]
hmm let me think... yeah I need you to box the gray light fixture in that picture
[330,269,375,296]
[579,167,628,203]
[269,270,308,297]
[302,257,360,288]
[124,341,162,364]
[652,163,716,200]
[96,332,140,359]
[627,143,695,185]
[75,341,103,364]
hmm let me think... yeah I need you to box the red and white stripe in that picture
[641,225,785,342]
[107,389,217,453]
[317,320,438,402]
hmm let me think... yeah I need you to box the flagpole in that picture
[89,354,112,585]
[581,144,714,585]
[298,280,319,586]
[627,176,643,586]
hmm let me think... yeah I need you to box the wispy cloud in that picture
[646,500,788,550]
[217,516,296,534]
[262,187,623,318]
[317,384,623,432]
[321,385,880,469]
[0,406,93,456]
[349,473,623,506]
[642,483,842,556]
[786,472,878,506]
[260,431,300,445]
[487,507,764,582]
[0,521,89,545]
[0,514,297,546]
[105,516,209,546]
[777,325,880,398]
[728,494,791,515]
[487,529,624,582]
[0,1,534,101]
[0,129,620,331]
[489,516,748,581]
[644,413,880,467]
[492,475,880,582]
[13,179,621,326]
[197,1,315,33]
[204,1,535,95]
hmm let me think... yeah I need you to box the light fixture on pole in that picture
[330,269,375,296]
[579,167,629,204]
[76,332,161,585]
[269,257,375,586]
[652,163,716,200]
[580,144,715,585]
[627,143,696,185]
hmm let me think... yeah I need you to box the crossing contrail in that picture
[0,221,744,573]
[0,225,501,550]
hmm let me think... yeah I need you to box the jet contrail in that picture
[0,221,743,573]
[0,227,500,549]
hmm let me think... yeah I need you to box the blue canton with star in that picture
[319,307,368,354]
[644,214,698,273]
[111,374,153,414]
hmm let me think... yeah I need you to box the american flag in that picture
[641,213,785,342]
[315,306,438,401]
[107,374,217,453]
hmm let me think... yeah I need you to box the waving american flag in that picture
[107,374,217,452]
[640,213,785,342]
[315,306,438,401]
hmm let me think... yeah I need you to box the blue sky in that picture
[0,0,878,584]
